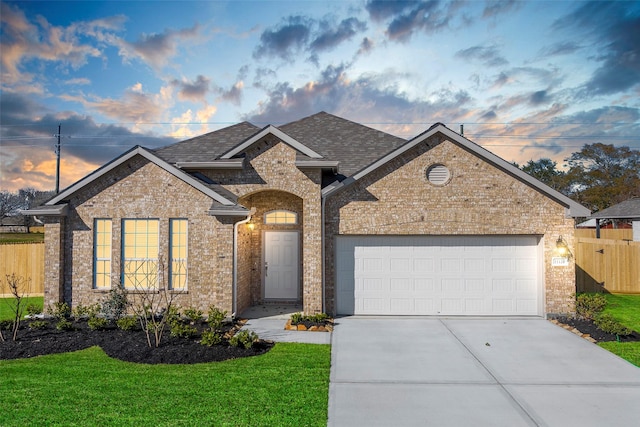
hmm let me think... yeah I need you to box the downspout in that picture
[232,210,254,318]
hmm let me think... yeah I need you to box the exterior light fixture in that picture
[556,236,570,257]
[248,221,255,231]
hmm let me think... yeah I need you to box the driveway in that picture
[328,317,640,426]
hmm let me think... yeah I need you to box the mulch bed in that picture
[0,319,273,364]
[551,316,640,343]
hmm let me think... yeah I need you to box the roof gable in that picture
[220,125,323,159]
[323,123,590,218]
[46,146,237,207]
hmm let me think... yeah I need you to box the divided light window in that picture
[93,219,112,289]
[122,219,159,290]
[264,210,297,224]
[170,219,188,290]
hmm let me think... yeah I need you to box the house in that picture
[24,112,589,317]
[590,198,640,241]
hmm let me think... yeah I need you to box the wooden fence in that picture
[0,242,44,296]
[575,229,640,293]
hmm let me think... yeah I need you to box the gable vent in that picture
[426,164,451,185]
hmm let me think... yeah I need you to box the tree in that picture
[564,143,640,212]
[0,191,22,218]
[520,158,570,194]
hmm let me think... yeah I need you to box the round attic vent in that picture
[426,164,451,185]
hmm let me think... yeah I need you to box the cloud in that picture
[310,17,367,52]
[253,15,367,61]
[253,15,312,60]
[537,41,582,58]
[245,62,474,136]
[59,82,172,124]
[172,75,211,102]
[482,0,519,19]
[0,92,175,192]
[455,45,508,67]
[116,24,202,69]
[365,0,455,42]
[0,2,123,85]
[552,2,640,96]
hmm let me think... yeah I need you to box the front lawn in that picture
[0,343,330,426]
[0,296,43,321]
[597,294,640,367]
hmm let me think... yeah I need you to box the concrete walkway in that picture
[239,305,331,345]
[328,317,640,427]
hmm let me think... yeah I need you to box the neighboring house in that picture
[590,198,640,241]
[24,112,589,317]
[0,216,28,233]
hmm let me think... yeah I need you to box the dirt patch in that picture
[0,319,273,364]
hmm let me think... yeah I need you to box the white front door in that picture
[264,231,299,299]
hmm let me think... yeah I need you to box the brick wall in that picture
[325,136,577,316]
[53,156,235,314]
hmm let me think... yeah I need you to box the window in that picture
[170,219,188,290]
[264,210,297,224]
[122,219,159,290]
[93,219,112,289]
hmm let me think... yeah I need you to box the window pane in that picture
[170,219,188,290]
[122,219,159,289]
[265,210,298,224]
[94,219,112,289]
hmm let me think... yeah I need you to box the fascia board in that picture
[175,160,244,169]
[208,207,251,216]
[220,125,323,159]
[46,146,236,207]
[295,160,339,170]
[20,204,69,216]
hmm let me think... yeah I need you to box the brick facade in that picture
[41,122,579,318]
[324,136,576,315]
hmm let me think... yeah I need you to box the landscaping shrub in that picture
[116,316,138,331]
[101,287,128,320]
[28,320,48,330]
[207,306,227,331]
[56,318,74,331]
[200,329,222,347]
[26,304,42,317]
[290,312,329,325]
[87,316,109,331]
[595,313,632,338]
[183,307,203,323]
[170,322,198,338]
[229,330,258,349]
[576,293,607,320]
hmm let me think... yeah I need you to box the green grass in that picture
[0,233,44,243]
[595,294,640,367]
[602,294,640,332]
[0,296,44,321]
[0,343,330,426]
[599,342,640,367]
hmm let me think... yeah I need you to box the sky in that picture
[1,0,639,192]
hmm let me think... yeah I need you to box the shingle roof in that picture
[279,112,406,177]
[153,112,406,178]
[153,122,260,163]
[591,198,640,219]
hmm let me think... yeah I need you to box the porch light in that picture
[556,236,570,257]
[248,221,255,231]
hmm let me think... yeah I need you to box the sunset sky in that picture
[1,0,639,192]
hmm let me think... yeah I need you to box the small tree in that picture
[1,273,31,341]
[125,255,182,348]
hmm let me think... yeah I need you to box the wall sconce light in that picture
[556,235,571,258]
[248,221,255,231]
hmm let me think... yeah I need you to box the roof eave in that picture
[20,204,69,216]
[175,160,244,169]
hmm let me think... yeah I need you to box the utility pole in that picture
[55,123,61,193]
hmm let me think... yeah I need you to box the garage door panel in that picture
[336,235,541,316]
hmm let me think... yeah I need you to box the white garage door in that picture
[336,236,541,316]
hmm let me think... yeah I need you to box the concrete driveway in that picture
[328,317,640,427]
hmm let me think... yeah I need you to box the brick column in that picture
[43,217,65,308]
